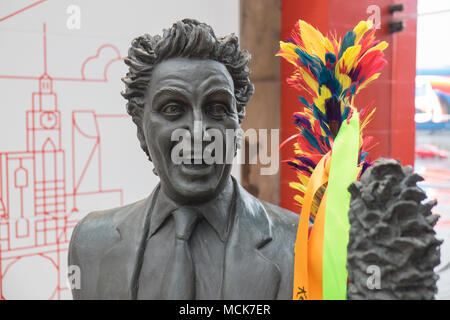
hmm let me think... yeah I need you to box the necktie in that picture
[162,207,199,299]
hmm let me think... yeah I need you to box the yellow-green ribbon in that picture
[322,112,360,300]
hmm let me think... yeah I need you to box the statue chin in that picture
[159,164,233,205]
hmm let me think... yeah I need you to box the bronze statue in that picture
[68,19,442,301]
[69,19,299,300]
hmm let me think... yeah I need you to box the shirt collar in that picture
[148,178,235,242]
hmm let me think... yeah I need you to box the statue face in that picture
[142,58,239,203]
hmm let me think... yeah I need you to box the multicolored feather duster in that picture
[277,19,388,300]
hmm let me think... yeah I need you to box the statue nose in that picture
[190,120,212,148]
[189,110,210,140]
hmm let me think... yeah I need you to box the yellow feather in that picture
[361,107,376,130]
[277,42,300,66]
[340,100,346,114]
[276,53,298,67]
[290,182,307,192]
[279,41,297,51]
[299,20,328,63]
[337,45,361,73]
[313,85,332,113]
[298,174,309,186]
[356,73,380,94]
[360,41,389,58]
[294,195,304,205]
[278,41,299,56]
[299,68,319,96]
[335,72,351,93]
[353,20,373,44]
[324,37,335,54]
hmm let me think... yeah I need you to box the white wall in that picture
[0,0,239,300]
[416,0,450,69]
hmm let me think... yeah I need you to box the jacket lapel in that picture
[222,181,281,299]
[95,180,280,300]
[96,186,159,299]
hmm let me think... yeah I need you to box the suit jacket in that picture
[68,179,299,299]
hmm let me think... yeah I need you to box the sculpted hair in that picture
[121,18,254,160]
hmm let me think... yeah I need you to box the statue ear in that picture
[237,106,246,124]
[136,124,152,162]
[127,100,152,161]
[234,128,242,157]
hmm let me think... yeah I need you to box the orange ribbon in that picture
[292,153,330,300]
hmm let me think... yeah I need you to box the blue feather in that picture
[318,67,342,96]
[325,52,336,67]
[342,106,350,120]
[298,96,310,108]
[338,30,356,59]
[319,120,332,137]
[303,128,325,154]
[295,48,323,79]
[294,114,312,130]
[295,156,317,169]
[361,152,368,162]
[359,75,366,84]
[323,136,331,149]
[312,104,327,122]
[288,161,312,174]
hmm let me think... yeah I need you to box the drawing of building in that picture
[0,23,124,300]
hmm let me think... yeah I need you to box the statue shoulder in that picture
[259,200,299,259]
[68,198,148,299]
[235,180,299,235]
[69,199,147,259]
[261,200,299,236]
[258,200,299,299]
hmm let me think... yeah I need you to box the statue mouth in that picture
[180,161,213,176]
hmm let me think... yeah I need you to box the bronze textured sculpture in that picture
[68,19,299,300]
[347,159,441,300]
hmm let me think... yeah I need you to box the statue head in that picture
[121,19,254,204]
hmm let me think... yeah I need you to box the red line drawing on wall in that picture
[0,0,47,23]
[81,44,123,81]
[0,23,122,84]
[0,22,126,299]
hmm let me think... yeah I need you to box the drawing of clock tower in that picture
[26,73,66,216]
[27,74,61,151]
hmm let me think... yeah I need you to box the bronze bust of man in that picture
[68,19,299,300]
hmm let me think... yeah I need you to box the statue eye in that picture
[205,103,227,119]
[161,103,185,118]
